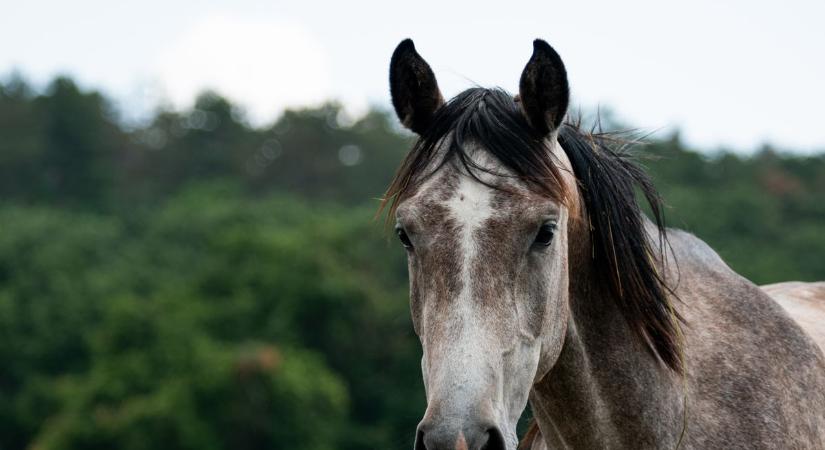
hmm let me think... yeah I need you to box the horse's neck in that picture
[530,262,685,449]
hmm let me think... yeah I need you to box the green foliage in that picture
[0,75,823,449]
[0,190,419,450]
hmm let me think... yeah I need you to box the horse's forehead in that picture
[441,169,499,231]
[401,165,553,228]
[402,148,494,207]
[398,138,575,225]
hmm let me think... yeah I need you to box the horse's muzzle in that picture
[414,420,507,450]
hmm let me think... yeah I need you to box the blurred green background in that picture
[0,76,823,450]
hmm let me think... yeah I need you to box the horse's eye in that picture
[396,227,413,249]
[534,223,556,247]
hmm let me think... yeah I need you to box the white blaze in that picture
[446,171,495,317]
[437,167,498,401]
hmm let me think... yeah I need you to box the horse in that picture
[381,39,825,450]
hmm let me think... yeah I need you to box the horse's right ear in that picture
[518,39,569,136]
[389,39,444,134]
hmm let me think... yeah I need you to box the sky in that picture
[2,0,824,153]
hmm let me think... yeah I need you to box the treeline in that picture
[0,76,823,450]
[0,76,410,210]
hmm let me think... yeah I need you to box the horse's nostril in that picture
[480,427,506,450]
[415,429,427,450]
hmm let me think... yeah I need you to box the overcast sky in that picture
[2,0,824,153]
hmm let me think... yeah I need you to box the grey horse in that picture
[382,39,825,450]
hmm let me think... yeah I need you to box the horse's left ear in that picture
[518,39,570,136]
[389,39,444,134]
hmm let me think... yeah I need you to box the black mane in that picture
[381,87,683,373]
[386,88,568,204]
